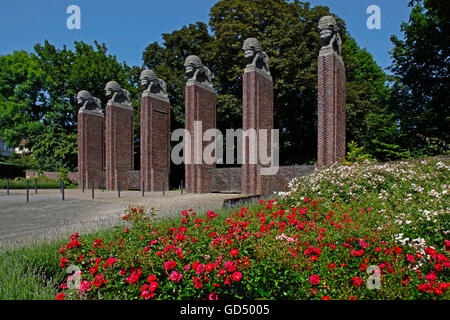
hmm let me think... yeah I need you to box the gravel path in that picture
[0,189,242,247]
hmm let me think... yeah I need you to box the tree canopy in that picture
[389,0,450,156]
[0,41,138,170]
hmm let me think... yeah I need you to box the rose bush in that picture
[57,201,449,300]
[56,157,449,300]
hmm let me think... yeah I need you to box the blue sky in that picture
[0,0,412,72]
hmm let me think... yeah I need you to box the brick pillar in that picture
[185,80,216,193]
[77,110,105,189]
[140,92,170,191]
[317,52,346,168]
[241,66,274,196]
[105,102,134,190]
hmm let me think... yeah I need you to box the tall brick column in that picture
[317,16,346,168]
[185,79,216,193]
[77,109,104,189]
[140,92,170,191]
[241,65,274,196]
[317,52,346,168]
[105,102,134,190]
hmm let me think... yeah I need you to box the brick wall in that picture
[185,80,216,193]
[127,170,141,190]
[105,102,134,190]
[211,165,314,193]
[317,52,346,168]
[210,167,242,193]
[241,66,274,196]
[77,110,105,189]
[140,93,170,191]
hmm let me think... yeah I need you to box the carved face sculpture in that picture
[104,81,121,98]
[242,38,261,64]
[139,69,157,88]
[184,55,202,78]
[319,16,337,47]
[77,90,91,106]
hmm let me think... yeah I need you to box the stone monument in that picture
[77,90,104,189]
[104,81,134,190]
[184,55,216,193]
[241,38,273,196]
[317,16,346,168]
[139,69,171,191]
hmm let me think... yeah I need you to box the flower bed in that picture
[57,198,449,300]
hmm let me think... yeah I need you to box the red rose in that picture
[352,277,363,286]
[193,277,203,289]
[232,271,242,282]
[309,274,320,285]
[426,272,437,281]
[56,293,65,300]
[149,282,158,292]
[230,249,239,257]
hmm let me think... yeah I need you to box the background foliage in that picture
[0,0,448,177]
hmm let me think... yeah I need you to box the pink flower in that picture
[164,260,177,270]
[170,271,183,283]
[209,292,219,300]
[224,261,236,272]
[79,280,91,293]
[196,263,206,275]
[359,240,369,248]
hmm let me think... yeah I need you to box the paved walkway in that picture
[0,189,242,247]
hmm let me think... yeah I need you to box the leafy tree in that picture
[0,41,138,171]
[343,36,405,160]
[389,0,450,156]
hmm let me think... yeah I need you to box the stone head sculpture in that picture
[104,81,131,105]
[318,16,342,56]
[139,69,168,97]
[184,55,213,87]
[77,90,102,113]
[242,37,270,75]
